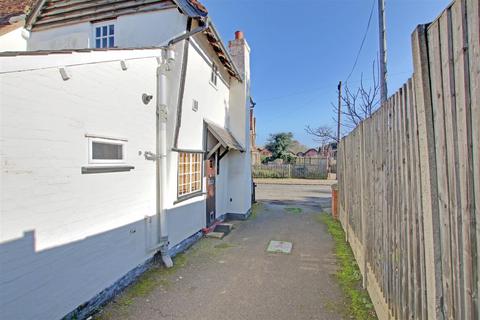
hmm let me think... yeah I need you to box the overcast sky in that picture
[202,0,452,147]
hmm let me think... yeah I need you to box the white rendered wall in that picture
[226,37,252,215]
[28,8,187,51]
[0,31,252,320]
[169,34,240,225]
[0,51,163,320]
[0,27,28,52]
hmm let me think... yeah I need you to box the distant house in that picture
[303,148,319,158]
[249,97,261,165]
[258,147,272,158]
[0,0,36,51]
[0,1,253,319]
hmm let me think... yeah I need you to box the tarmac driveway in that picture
[96,182,346,320]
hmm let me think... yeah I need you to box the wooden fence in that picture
[253,162,327,179]
[337,0,479,319]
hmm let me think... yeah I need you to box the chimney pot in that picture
[235,31,244,40]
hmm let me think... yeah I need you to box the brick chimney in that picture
[226,30,253,216]
[228,30,250,82]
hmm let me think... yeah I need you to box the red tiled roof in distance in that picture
[0,0,37,18]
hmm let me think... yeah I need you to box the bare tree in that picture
[306,59,380,142]
[304,125,338,144]
[334,60,380,129]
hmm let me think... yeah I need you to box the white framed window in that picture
[178,152,202,197]
[210,63,218,86]
[94,23,115,48]
[88,137,125,164]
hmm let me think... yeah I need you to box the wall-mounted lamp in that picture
[142,93,153,105]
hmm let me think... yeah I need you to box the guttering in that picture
[168,17,209,46]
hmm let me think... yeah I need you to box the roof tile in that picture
[0,0,37,19]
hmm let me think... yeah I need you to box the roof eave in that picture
[171,0,207,18]
[206,20,242,82]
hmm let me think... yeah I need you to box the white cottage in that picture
[0,1,252,319]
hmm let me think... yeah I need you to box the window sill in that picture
[174,191,206,205]
[81,165,134,174]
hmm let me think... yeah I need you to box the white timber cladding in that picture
[27,8,187,51]
[0,17,252,320]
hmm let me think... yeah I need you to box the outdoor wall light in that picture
[142,93,153,105]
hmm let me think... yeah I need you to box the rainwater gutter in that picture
[153,17,209,268]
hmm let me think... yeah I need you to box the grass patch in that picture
[214,242,237,249]
[105,253,188,316]
[317,213,377,320]
[284,207,303,214]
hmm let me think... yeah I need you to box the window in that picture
[178,152,202,197]
[210,63,218,86]
[94,24,115,48]
[88,137,125,164]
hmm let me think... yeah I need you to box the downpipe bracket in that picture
[144,151,166,161]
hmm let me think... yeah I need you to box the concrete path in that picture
[96,184,346,320]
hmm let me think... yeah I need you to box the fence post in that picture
[412,24,444,320]
[359,123,368,289]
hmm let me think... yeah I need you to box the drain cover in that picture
[267,240,292,254]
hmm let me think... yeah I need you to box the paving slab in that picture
[267,240,293,254]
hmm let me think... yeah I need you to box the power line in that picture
[344,0,376,83]
[256,71,409,105]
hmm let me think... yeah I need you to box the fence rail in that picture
[253,162,327,179]
[337,0,479,319]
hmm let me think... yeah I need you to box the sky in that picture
[201,0,452,147]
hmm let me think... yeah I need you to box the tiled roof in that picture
[0,0,37,34]
[0,0,37,18]
[186,0,207,14]
[205,119,244,152]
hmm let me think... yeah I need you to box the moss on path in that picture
[316,213,377,320]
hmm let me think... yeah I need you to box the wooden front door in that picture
[206,156,216,226]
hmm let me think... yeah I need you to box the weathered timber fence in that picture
[337,0,479,319]
[252,162,327,179]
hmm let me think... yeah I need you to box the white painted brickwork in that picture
[0,29,252,319]
[0,52,160,319]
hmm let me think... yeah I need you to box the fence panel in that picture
[337,1,479,318]
[252,162,327,179]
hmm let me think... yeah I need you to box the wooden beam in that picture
[207,142,221,160]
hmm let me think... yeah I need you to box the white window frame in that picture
[177,152,203,198]
[210,62,218,87]
[88,137,126,165]
[92,22,116,49]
